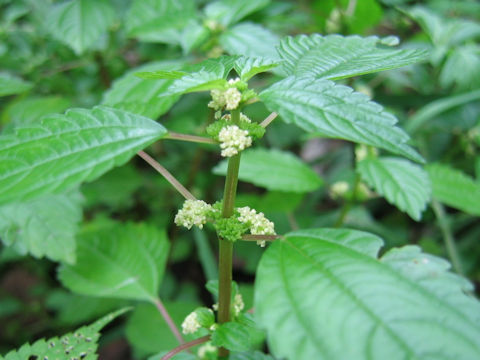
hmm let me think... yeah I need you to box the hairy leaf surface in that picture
[0,308,128,360]
[213,148,323,193]
[357,157,431,220]
[59,222,169,302]
[255,228,480,360]
[0,106,167,204]
[260,77,423,162]
[426,163,480,216]
[233,57,280,81]
[137,56,240,95]
[47,0,115,54]
[277,34,428,80]
[103,61,184,118]
[0,191,82,264]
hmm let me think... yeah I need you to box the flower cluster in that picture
[218,125,252,157]
[197,343,217,359]
[181,307,215,335]
[233,293,245,316]
[220,112,252,123]
[329,181,350,199]
[181,311,201,334]
[237,206,276,246]
[208,78,243,112]
[174,199,215,229]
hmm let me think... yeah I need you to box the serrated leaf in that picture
[58,222,169,302]
[126,302,198,354]
[46,0,115,54]
[426,163,480,216]
[103,61,184,118]
[204,0,270,27]
[0,106,167,204]
[162,56,238,95]
[260,76,423,163]
[213,148,323,193]
[255,228,480,360]
[0,73,32,97]
[138,56,274,85]
[277,34,428,80]
[0,190,82,264]
[233,57,280,81]
[126,0,196,44]
[357,157,431,220]
[0,308,129,360]
[211,322,252,352]
[219,23,280,60]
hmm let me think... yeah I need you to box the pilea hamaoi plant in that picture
[1,28,480,360]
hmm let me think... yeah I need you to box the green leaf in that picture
[219,23,280,60]
[162,56,238,95]
[426,163,480,216]
[46,0,115,54]
[126,0,196,44]
[0,308,129,360]
[180,19,210,54]
[260,76,423,163]
[126,302,198,354]
[0,190,82,264]
[213,148,323,193]
[255,228,480,360]
[137,56,274,85]
[204,0,270,27]
[357,157,431,220]
[46,290,128,327]
[0,106,167,204]
[440,44,480,90]
[233,57,280,81]
[408,6,480,48]
[0,73,32,97]
[103,61,184,118]
[230,351,275,360]
[405,88,480,133]
[277,34,428,80]
[58,222,169,302]
[211,322,252,352]
[136,70,188,80]
[82,163,143,210]
[1,96,70,127]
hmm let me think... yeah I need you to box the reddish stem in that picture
[153,298,185,345]
[161,336,210,360]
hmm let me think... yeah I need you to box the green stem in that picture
[431,199,463,275]
[217,109,242,359]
